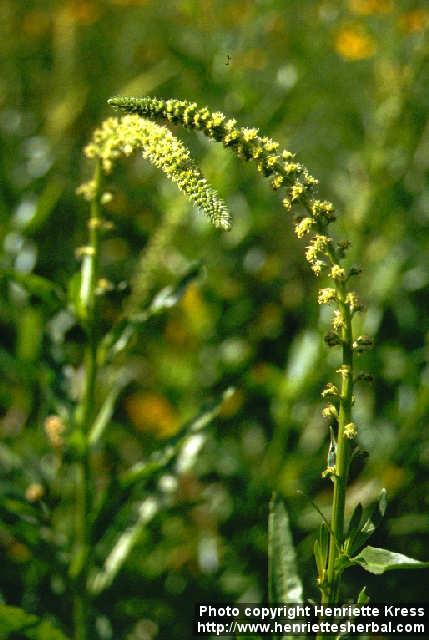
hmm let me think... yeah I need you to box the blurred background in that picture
[0,0,428,637]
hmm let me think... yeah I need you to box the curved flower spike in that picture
[108,96,320,208]
[82,115,231,231]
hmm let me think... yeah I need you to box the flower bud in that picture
[322,404,338,419]
[324,330,342,347]
[44,415,65,448]
[353,335,374,352]
[321,382,339,398]
[344,422,358,439]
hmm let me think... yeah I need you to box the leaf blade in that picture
[349,489,387,556]
[1,269,63,309]
[89,496,160,595]
[351,545,429,575]
[0,604,68,639]
[268,493,303,604]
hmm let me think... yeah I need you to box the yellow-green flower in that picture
[344,422,358,439]
[318,288,337,305]
[81,114,231,231]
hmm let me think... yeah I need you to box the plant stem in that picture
[324,285,354,605]
[72,160,103,640]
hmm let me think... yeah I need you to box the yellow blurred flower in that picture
[348,0,393,15]
[125,392,178,437]
[335,25,376,60]
[44,414,65,448]
[399,9,429,33]
[25,483,44,502]
[181,283,211,335]
[22,10,51,37]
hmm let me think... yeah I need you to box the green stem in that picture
[71,160,103,640]
[324,286,354,605]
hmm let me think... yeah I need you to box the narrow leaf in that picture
[319,522,329,561]
[1,269,63,309]
[351,546,429,575]
[89,496,160,594]
[23,179,64,235]
[268,493,303,604]
[347,503,363,539]
[67,272,83,320]
[357,586,369,605]
[349,489,387,556]
[314,540,323,578]
[121,387,233,488]
[314,523,329,580]
[88,370,133,447]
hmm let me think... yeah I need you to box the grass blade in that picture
[268,493,303,604]
[89,496,160,595]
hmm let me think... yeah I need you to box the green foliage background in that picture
[0,0,428,637]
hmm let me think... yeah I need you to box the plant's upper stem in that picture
[324,288,354,604]
[72,159,103,640]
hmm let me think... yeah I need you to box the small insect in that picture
[225,54,232,66]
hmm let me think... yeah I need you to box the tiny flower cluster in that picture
[106,96,372,480]
[80,115,231,231]
[44,415,65,448]
[107,96,334,242]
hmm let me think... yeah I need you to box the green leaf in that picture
[17,307,43,363]
[314,523,329,580]
[99,261,203,364]
[27,619,70,640]
[0,269,63,309]
[67,271,83,320]
[0,604,38,634]
[347,503,363,539]
[22,179,64,235]
[348,489,387,556]
[357,585,369,605]
[0,604,68,639]
[319,522,329,560]
[88,370,134,447]
[121,387,233,488]
[89,495,160,595]
[268,493,303,605]
[351,546,429,575]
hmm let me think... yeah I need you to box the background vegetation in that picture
[0,1,428,638]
